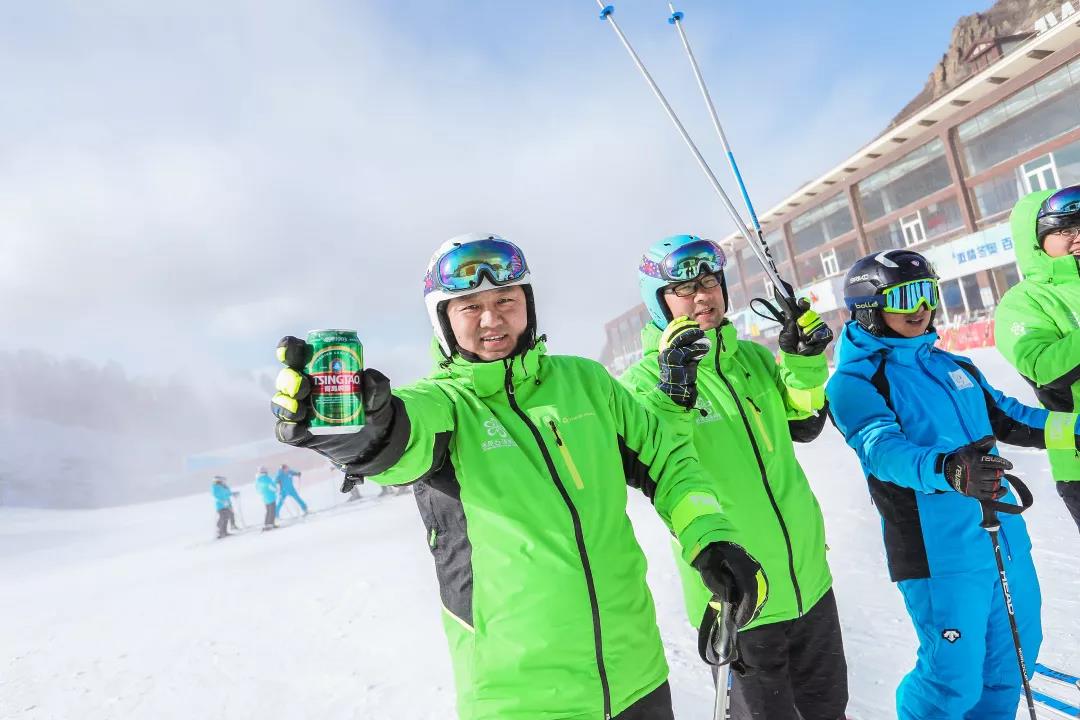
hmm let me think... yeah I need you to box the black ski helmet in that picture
[1036,184,1080,245]
[843,249,938,336]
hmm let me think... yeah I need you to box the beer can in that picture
[305,329,365,435]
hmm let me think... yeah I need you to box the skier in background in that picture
[255,467,278,531]
[828,248,1076,720]
[621,235,847,720]
[211,476,238,539]
[994,185,1080,532]
[274,464,309,516]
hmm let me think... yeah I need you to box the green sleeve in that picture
[995,293,1080,388]
[608,370,735,563]
[770,347,828,420]
[367,379,456,486]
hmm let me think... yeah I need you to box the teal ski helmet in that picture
[638,235,728,329]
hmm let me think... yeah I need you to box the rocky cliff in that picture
[889,0,1065,127]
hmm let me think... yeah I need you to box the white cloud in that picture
[2,1,912,386]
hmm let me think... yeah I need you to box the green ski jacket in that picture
[994,190,1080,481]
[621,321,833,631]
[363,341,734,720]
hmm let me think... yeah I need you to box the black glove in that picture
[943,436,1012,501]
[776,292,832,356]
[271,336,403,485]
[691,541,768,629]
[656,316,711,409]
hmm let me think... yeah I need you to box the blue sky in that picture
[2,1,992,383]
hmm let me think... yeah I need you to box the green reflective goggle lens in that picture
[660,239,726,282]
[882,279,939,314]
[433,239,528,293]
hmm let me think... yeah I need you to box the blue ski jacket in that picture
[827,322,1056,580]
[274,468,299,494]
[212,482,233,511]
[255,473,277,504]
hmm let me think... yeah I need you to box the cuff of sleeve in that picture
[930,452,954,493]
[778,350,829,387]
[1046,412,1080,450]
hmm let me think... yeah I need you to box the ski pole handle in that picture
[697,596,738,666]
[979,473,1034,529]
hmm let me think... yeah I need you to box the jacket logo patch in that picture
[1011,322,1026,337]
[942,629,961,643]
[481,419,516,452]
[948,370,974,390]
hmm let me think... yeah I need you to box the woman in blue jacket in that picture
[828,249,1076,720]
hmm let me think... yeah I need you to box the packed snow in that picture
[1,348,1076,719]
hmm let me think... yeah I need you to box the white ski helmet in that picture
[423,233,536,357]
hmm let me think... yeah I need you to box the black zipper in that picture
[503,362,612,719]
[714,351,804,616]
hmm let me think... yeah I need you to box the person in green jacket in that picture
[995,185,1080,531]
[621,235,848,720]
[270,233,767,720]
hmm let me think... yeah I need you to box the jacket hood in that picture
[1010,189,1080,283]
[835,320,938,366]
[428,337,546,397]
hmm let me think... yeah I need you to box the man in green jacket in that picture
[270,233,767,720]
[995,186,1080,531]
[622,235,848,720]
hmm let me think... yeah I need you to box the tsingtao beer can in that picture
[305,329,365,435]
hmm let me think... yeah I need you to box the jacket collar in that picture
[431,339,546,398]
[836,321,937,367]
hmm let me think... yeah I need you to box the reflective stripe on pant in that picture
[727,588,848,720]
[276,488,308,514]
[895,551,1042,720]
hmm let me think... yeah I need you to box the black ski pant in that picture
[613,681,674,720]
[1058,481,1080,533]
[263,502,276,529]
[727,588,848,720]
[216,508,234,538]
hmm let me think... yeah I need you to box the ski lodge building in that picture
[600,10,1080,374]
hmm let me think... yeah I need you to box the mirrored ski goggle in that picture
[425,238,529,295]
[641,238,726,282]
[846,278,940,314]
[1038,185,1080,218]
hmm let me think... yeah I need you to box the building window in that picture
[969,172,1025,221]
[1021,154,1060,192]
[900,212,926,247]
[790,194,854,255]
[957,57,1080,176]
[763,228,789,264]
[857,138,953,222]
[821,249,839,277]
[865,198,965,251]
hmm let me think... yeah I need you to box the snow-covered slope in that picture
[1,349,1076,719]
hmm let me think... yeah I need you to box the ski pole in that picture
[594,4,831,349]
[663,4,833,348]
[980,473,1036,720]
[698,598,738,720]
[594,5,757,269]
[233,493,246,529]
[666,4,763,240]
